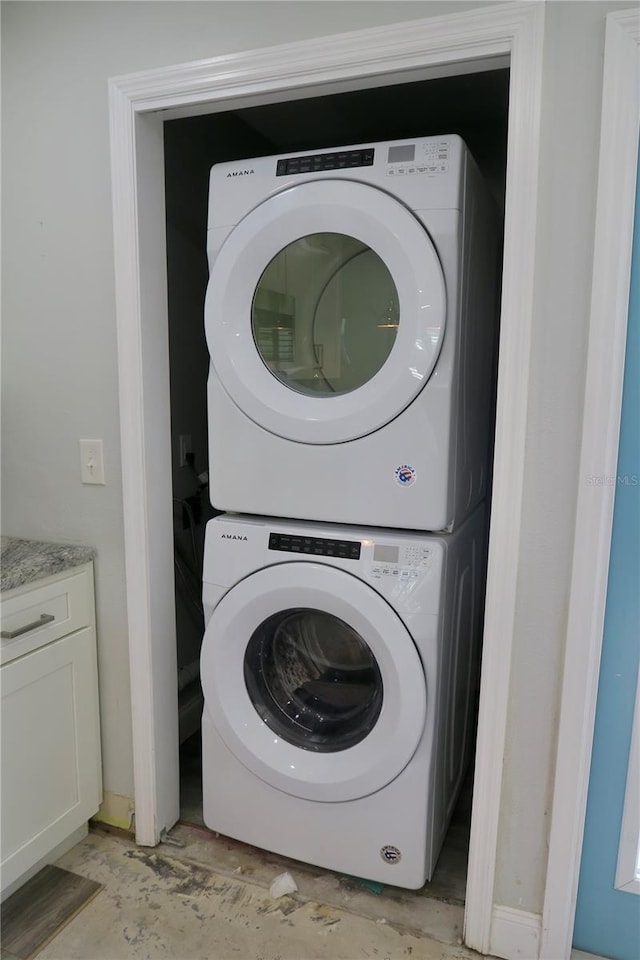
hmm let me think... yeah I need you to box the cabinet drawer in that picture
[0,565,94,665]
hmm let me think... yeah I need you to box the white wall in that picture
[1,0,636,921]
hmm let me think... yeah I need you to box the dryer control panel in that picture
[276,148,374,177]
[386,140,450,177]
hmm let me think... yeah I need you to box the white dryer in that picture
[205,135,500,532]
[200,508,486,888]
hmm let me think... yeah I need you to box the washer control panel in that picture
[269,532,361,560]
[370,542,433,581]
[386,140,450,177]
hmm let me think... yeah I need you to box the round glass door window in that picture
[251,233,400,396]
[244,607,383,752]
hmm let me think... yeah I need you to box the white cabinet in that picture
[0,562,102,899]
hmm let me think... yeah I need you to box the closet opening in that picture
[165,64,508,927]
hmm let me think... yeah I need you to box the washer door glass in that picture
[244,607,383,752]
[252,233,399,397]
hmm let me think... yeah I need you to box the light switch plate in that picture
[79,439,105,485]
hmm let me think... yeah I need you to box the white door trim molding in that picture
[490,907,542,960]
[108,2,545,951]
[541,10,640,959]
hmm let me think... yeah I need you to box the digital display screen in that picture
[388,145,415,163]
[373,544,399,563]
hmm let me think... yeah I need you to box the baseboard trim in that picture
[571,951,612,960]
[489,906,541,959]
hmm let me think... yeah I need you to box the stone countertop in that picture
[1,536,95,593]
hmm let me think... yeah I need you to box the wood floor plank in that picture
[1,865,102,960]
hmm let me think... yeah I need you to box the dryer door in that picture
[205,179,446,444]
[200,563,427,802]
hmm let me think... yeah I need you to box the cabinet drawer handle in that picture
[1,613,55,639]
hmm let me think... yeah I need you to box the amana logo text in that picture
[226,169,255,178]
[220,534,248,541]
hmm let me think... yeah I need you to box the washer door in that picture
[205,179,446,444]
[200,563,426,801]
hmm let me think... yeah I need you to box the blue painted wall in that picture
[573,164,640,958]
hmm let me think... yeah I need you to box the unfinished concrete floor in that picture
[35,823,488,960]
[32,734,481,959]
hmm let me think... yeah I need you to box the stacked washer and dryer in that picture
[200,136,500,889]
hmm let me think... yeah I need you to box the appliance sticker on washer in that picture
[380,845,402,864]
[394,465,416,487]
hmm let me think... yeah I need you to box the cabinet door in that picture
[1,628,102,890]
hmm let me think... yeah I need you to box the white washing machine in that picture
[204,135,500,532]
[200,508,486,888]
